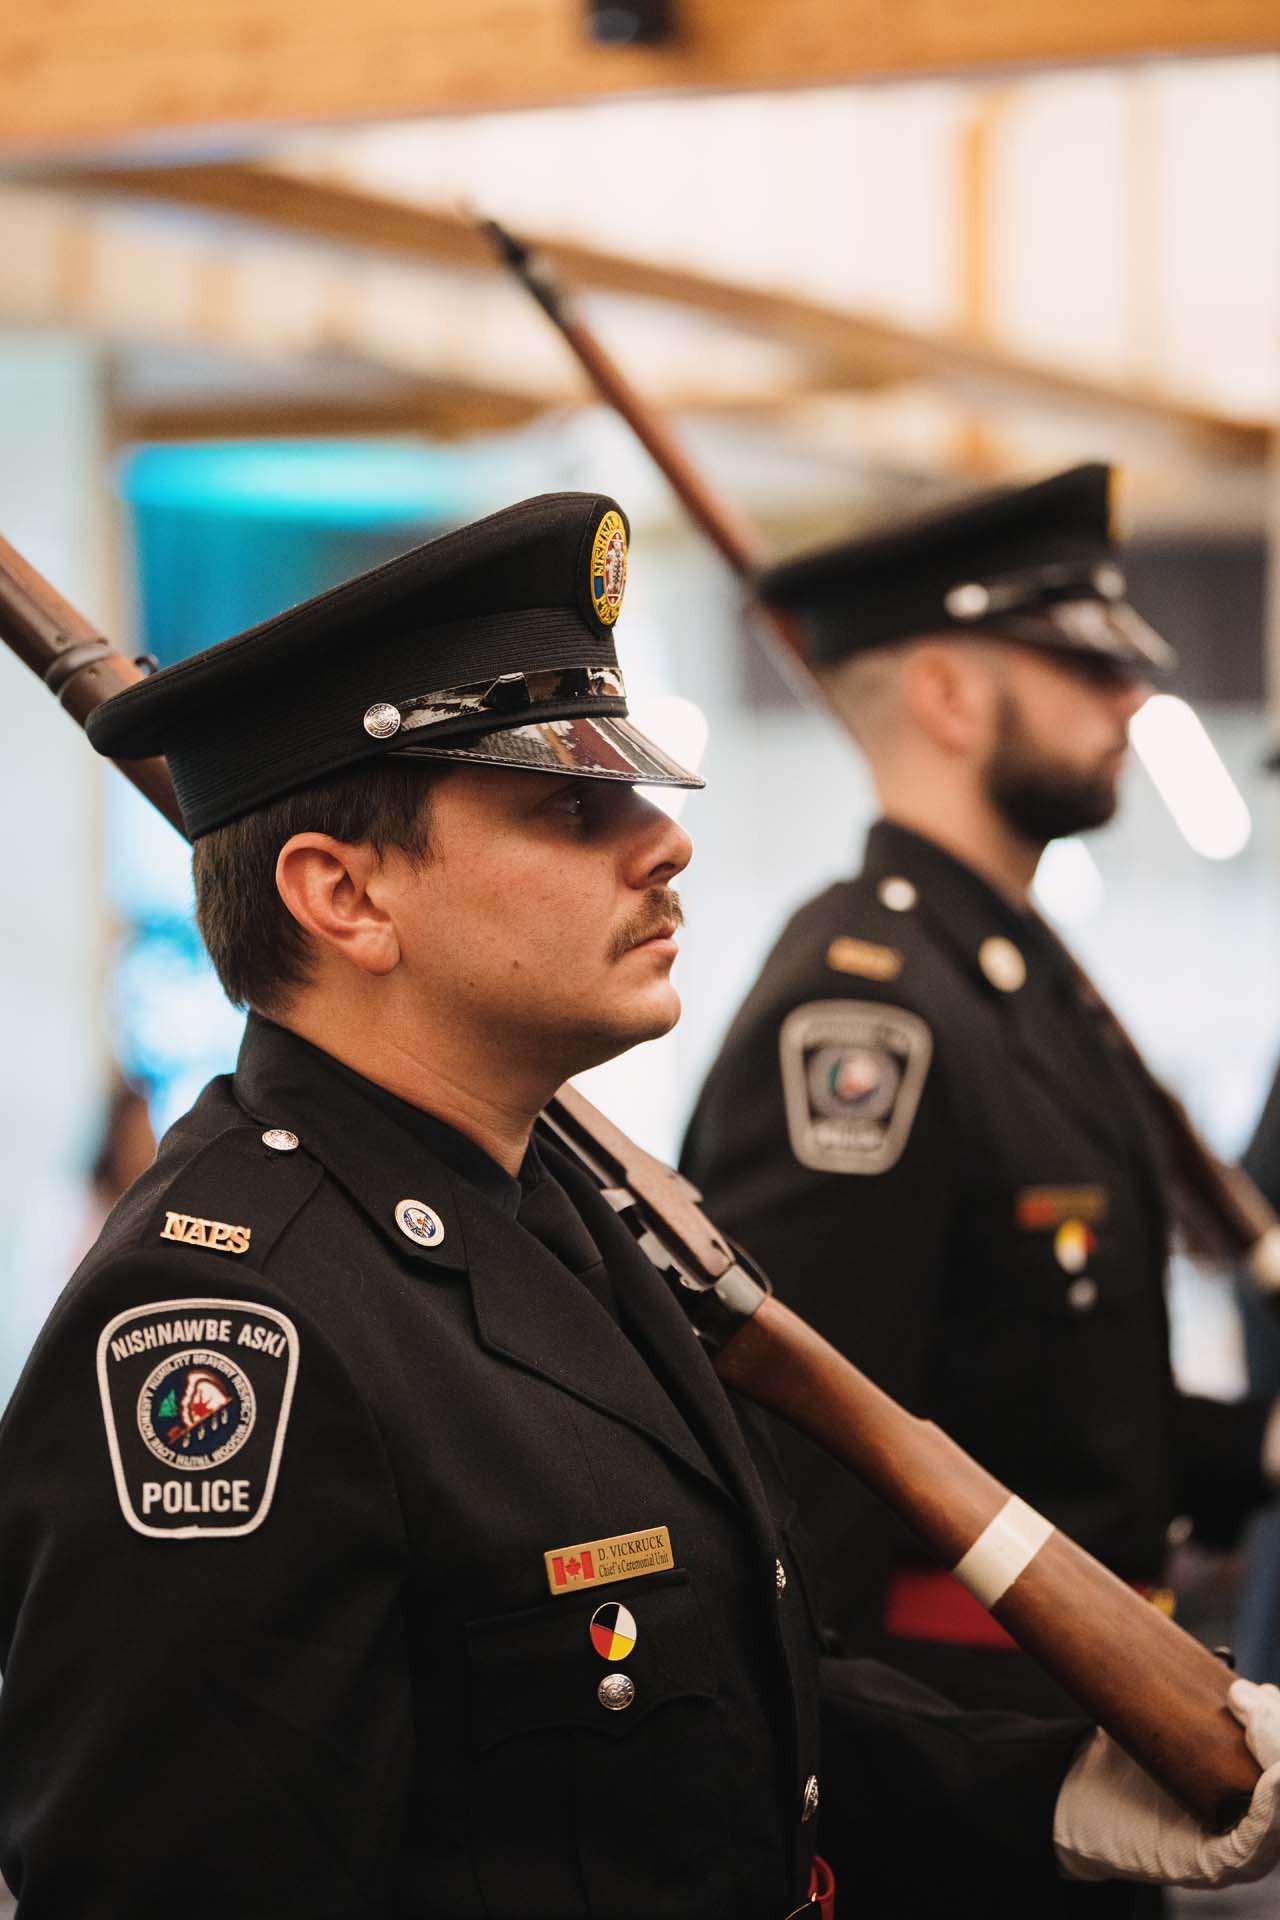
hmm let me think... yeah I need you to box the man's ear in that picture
[903,641,996,757]
[275,834,401,978]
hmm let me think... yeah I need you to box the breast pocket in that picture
[467,1567,717,1749]
[464,1570,737,1918]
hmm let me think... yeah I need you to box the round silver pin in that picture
[945,582,990,621]
[363,702,402,740]
[802,1773,821,1823]
[261,1128,299,1153]
[877,876,917,914]
[978,936,1027,994]
[775,1557,788,1594]
[597,1672,635,1712]
[395,1198,446,1248]
[1067,1277,1099,1314]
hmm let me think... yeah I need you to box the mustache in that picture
[608,889,685,961]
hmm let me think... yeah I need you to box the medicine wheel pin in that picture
[590,1601,638,1661]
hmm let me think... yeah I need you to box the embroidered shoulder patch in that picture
[779,999,932,1175]
[96,1297,299,1540]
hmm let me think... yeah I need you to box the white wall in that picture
[0,333,112,1405]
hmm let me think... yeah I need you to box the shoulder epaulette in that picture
[143,1123,323,1272]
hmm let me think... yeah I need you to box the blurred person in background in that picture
[4,1075,155,1397]
[682,465,1280,1914]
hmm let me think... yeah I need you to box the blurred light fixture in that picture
[1032,837,1105,925]
[586,0,672,42]
[1129,695,1251,861]
[632,694,709,821]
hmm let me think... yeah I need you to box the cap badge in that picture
[363,702,402,740]
[590,1601,638,1661]
[590,510,627,627]
[395,1198,446,1248]
[978,936,1027,994]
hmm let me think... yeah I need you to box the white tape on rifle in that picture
[953,1496,1055,1610]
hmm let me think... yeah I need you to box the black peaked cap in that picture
[88,492,702,837]
[757,463,1174,674]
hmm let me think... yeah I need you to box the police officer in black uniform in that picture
[3,490,1280,1919]
[682,466,1280,1906]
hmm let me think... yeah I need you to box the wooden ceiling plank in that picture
[2,0,1279,157]
[58,165,1271,457]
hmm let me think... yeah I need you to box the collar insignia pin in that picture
[979,936,1027,993]
[395,1198,446,1247]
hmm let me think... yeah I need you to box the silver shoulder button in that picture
[877,876,917,913]
[262,1128,300,1152]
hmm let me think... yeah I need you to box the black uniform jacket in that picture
[683,820,1271,1663]
[0,1013,1083,1918]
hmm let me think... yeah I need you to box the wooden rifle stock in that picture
[0,531,182,832]
[718,1297,1258,1834]
[479,210,1280,1297]
[543,1083,1259,1833]
[0,527,1262,1832]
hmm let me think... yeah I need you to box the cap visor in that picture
[392,713,704,788]
[1000,603,1176,674]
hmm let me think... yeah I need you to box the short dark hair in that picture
[192,759,445,1015]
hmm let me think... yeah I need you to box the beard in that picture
[985,691,1123,846]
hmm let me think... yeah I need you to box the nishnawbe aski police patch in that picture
[779,999,932,1175]
[97,1297,299,1540]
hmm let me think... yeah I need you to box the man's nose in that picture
[623,790,694,888]
[1117,676,1155,728]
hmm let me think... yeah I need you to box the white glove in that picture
[1053,1678,1280,1889]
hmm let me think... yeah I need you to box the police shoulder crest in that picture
[97,1296,299,1540]
[779,999,932,1176]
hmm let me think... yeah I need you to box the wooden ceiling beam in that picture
[2,0,1278,159]
[113,387,547,446]
[113,378,837,446]
[60,165,1271,460]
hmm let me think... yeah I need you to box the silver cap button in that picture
[363,702,402,740]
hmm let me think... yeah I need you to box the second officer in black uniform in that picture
[682,468,1280,1909]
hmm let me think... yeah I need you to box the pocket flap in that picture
[466,1570,716,1752]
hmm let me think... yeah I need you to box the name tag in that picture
[1016,1185,1108,1230]
[545,1525,675,1596]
